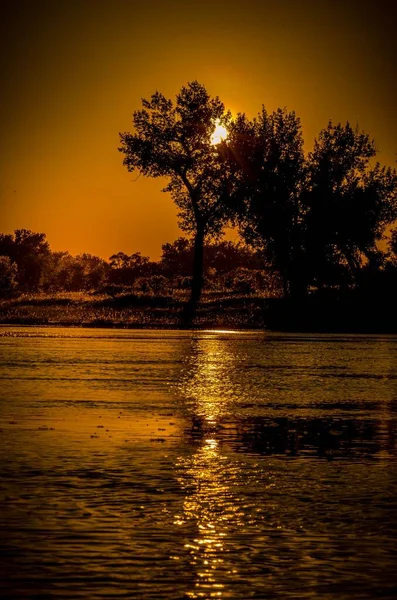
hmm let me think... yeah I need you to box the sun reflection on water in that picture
[175,335,247,597]
[176,438,235,598]
[178,336,243,424]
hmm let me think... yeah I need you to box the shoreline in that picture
[1,292,396,334]
[1,318,396,336]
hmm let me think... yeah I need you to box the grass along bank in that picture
[0,291,268,329]
[1,288,397,333]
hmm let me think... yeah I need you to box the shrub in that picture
[0,256,18,296]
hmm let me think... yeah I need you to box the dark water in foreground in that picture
[0,327,396,599]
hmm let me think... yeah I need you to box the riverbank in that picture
[0,290,396,333]
[0,291,267,330]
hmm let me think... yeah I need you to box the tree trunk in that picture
[184,224,205,323]
[191,225,205,305]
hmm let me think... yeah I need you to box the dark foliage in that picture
[0,229,50,291]
[119,81,238,313]
[227,116,397,298]
[2,84,397,331]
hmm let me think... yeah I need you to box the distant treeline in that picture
[1,228,397,308]
[0,229,282,297]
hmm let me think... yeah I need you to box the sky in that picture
[1,0,396,260]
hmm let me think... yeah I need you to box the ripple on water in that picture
[0,327,397,599]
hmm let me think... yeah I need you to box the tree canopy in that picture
[227,107,306,296]
[303,122,397,289]
[0,229,50,291]
[119,81,236,310]
[227,117,397,296]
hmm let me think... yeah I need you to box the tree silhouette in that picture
[228,108,306,297]
[69,254,108,291]
[119,81,234,315]
[0,229,50,291]
[160,238,193,278]
[228,115,397,298]
[304,122,397,289]
[108,251,155,286]
[389,228,397,261]
[0,256,18,296]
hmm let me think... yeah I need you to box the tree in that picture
[304,122,397,289]
[41,251,74,291]
[68,254,108,291]
[0,229,50,291]
[160,237,264,283]
[0,256,18,296]
[108,251,155,286]
[204,240,263,274]
[228,108,306,297]
[228,115,397,297]
[119,81,234,314]
[389,228,397,262]
[160,238,194,278]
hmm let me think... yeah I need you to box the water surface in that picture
[1,327,396,599]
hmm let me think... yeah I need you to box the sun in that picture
[210,119,228,145]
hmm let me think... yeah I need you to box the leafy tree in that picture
[228,115,397,297]
[0,234,14,257]
[389,228,397,262]
[41,251,74,291]
[228,108,306,297]
[304,122,397,289]
[119,81,235,312]
[205,240,264,273]
[160,238,194,278]
[69,254,108,291]
[0,256,18,296]
[160,237,263,280]
[0,229,50,291]
[108,251,155,286]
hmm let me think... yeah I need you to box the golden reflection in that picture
[203,329,244,335]
[178,336,241,424]
[175,334,247,597]
[176,438,235,598]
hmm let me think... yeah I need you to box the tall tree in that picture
[69,254,108,291]
[228,108,306,297]
[228,115,397,297]
[119,81,234,313]
[304,122,397,289]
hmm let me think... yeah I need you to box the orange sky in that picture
[1,0,396,259]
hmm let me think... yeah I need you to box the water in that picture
[0,326,396,599]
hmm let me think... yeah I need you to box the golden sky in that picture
[1,0,396,259]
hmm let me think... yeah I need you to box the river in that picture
[0,327,396,599]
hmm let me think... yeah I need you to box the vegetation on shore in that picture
[119,81,397,317]
[0,290,267,329]
[1,285,396,333]
[2,81,397,331]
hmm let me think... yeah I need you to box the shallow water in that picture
[0,326,396,599]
